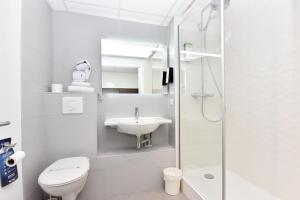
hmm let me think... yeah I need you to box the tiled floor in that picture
[110,190,188,200]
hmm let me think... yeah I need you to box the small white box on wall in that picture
[62,97,83,114]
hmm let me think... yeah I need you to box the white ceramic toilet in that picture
[38,157,90,200]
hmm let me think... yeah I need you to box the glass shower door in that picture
[179,0,225,199]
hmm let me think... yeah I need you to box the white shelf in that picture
[102,87,138,89]
[43,92,96,95]
[180,50,222,62]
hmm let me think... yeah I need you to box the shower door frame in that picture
[175,0,226,199]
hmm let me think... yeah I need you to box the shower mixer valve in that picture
[191,92,215,99]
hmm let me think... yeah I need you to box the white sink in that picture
[104,117,172,137]
[104,117,172,149]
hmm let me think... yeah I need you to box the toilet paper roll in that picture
[51,84,63,93]
[6,151,26,167]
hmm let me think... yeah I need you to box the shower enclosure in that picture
[179,0,225,199]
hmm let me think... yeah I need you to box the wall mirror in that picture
[101,39,169,94]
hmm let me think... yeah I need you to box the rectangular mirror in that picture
[101,39,168,94]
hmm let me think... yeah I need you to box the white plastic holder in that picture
[163,167,183,195]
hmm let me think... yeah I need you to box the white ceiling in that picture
[46,0,187,26]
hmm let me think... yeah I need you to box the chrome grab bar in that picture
[0,121,10,127]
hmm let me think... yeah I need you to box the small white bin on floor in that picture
[163,167,183,195]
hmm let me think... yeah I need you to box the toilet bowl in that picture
[38,157,90,200]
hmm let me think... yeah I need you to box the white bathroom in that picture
[1,0,300,200]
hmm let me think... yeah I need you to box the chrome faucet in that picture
[134,106,139,121]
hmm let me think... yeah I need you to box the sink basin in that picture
[105,117,172,149]
[104,117,172,137]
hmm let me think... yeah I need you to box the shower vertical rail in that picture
[220,0,226,199]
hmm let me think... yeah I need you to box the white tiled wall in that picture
[43,93,98,164]
[225,0,300,199]
[21,0,52,199]
[79,148,175,200]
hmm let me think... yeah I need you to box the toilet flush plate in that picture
[62,97,83,114]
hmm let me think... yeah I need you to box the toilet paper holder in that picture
[0,142,17,165]
[0,141,25,168]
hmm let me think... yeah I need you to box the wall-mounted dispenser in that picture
[162,71,168,86]
[168,67,174,84]
[162,71,168,95]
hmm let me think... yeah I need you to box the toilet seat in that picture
[39,157,90,187]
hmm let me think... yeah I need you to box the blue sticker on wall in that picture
[0,138,18,187]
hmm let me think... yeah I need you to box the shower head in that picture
[197,0,230,31]
[210,0,230,10]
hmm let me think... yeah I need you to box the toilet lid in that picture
[39,157,90,187]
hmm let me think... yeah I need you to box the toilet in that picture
[38,157,90,200]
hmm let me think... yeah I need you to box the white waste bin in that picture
[163,167,183,195]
